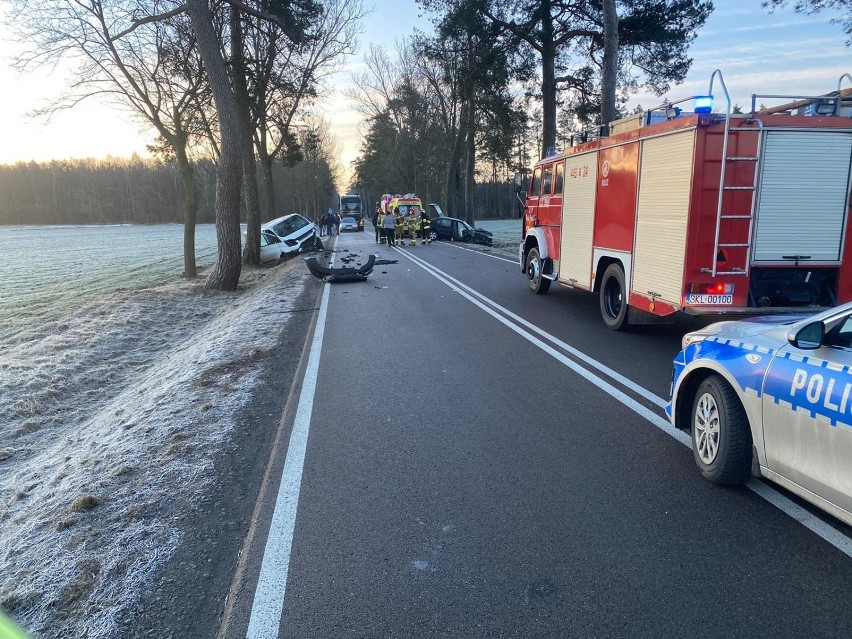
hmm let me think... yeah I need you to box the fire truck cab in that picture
[519,70,852,330]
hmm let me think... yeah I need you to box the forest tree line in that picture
[0,148,520,229]
[0,151,338,227]
[0,112,342,227]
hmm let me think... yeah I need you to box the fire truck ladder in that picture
[703,70,764,278]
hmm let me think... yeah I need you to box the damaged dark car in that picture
[430,217,493,246]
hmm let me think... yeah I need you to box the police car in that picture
[667,302,852,528]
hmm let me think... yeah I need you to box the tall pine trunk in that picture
[463,106,475,225]
[601,0,619,133]
[258,148,276,220]
[186,0,244,291]
[444,100,468,218]
[231,8,262,266]
[175,140,198,278]
[539,0,557,158]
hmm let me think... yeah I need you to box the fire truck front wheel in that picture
[599,264,629,331]
[525,247,551,295]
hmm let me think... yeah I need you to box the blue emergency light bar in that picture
[693,96,713,113]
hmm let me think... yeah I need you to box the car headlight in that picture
[682,332,711,350]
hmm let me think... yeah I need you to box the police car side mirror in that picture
[788,321,825,350]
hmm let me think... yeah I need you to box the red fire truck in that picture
[518,70,852,330]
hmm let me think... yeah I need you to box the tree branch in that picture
[223,0,300,41]
[110,5,188,42]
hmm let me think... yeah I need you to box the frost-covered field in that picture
[476,218,520,250]
[0,225,220,342]
[0,224,310,637]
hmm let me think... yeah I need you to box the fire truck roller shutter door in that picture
[633,130,696,305]
[753,131,852,263]
[560,153,598,289]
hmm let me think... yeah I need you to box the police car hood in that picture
[698,314,810,343]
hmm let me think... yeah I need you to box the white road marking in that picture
[437,240,518,263]
[397,249,852,560]
[401,249,667,408]
[246,241,335,638]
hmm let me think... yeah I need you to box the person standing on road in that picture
[420,208,431,245]
[406,208,419,246]
[375,206,384,244]
[395,207,405,246]
[324,209,335,237]
[382,207,396,247]
[334,211,341,236]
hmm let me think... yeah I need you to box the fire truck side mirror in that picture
[516,190,527,218]
[513,171,524,192]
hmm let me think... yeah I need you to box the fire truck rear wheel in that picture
[525,247,550,295]
[599,264,629,331]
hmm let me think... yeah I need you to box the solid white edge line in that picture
[245,242,334,638]
[401,248,668,408]
[397,249,852,560]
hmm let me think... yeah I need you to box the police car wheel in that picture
[525,247,551,295]
[691,375,752,485]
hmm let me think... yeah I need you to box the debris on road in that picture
[305,254,376,282]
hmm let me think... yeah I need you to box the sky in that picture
[0,0,849,179]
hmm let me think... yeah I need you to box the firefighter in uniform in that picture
[373,204,382,243]
[376,209,385,244]
[406,208,420,246]
[420,208,431,244]
[395,207,406,246]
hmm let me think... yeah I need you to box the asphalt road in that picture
[141,227,852,638]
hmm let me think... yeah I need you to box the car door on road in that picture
[761,312,852,515]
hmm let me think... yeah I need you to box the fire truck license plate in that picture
[686,294,733,305]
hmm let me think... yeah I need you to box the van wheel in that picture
[599,264,628,330]
[691,375,752,485]
[525,247,551,295]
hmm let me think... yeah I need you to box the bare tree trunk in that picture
[176,141,198,278]
[601,0,619,133]
[186,0,243,291]
[463,107,475,225]
[444,100,468,217]
[232,8,262,266]
[258,149,276,219]
[242,153,261,264]
[540,0,557,159]
[539,43,556,158]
